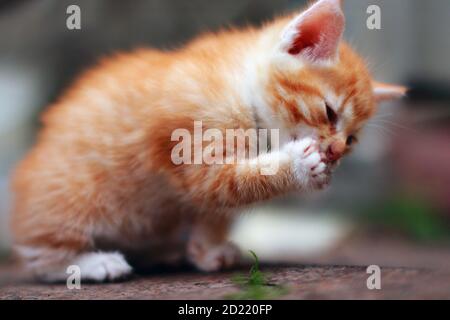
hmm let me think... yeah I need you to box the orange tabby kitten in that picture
[11,0,405,282]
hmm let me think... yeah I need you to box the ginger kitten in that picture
[11,0,405,282]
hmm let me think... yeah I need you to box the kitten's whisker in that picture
[366,123,397,138]
[371,119,416,133]
[372,113,395,120]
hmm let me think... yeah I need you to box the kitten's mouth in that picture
[320,150,340,172]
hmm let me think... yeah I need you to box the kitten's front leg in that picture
[186,216,241,272]
[184,138,327,272]
[181,138,329,208]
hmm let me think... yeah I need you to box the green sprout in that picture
[225,250,289,300]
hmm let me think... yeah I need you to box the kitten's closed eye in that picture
[326,103,338,126]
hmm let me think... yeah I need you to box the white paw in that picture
[283,138,329,189]
[188,242,241,272]
[73,252,132,282]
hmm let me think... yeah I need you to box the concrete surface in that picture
[1,264,449,300]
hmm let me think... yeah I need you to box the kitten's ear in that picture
[280,0,345,62]
[372,81,407,103]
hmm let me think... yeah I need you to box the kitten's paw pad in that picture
[302,150,322,171]
[285,138,329,188]
[189,242,241,272]
[74,252,132,282]
[306,155,330,189]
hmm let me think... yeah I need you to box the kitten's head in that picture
[261,0,405,163]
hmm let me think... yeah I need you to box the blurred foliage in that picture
[225,251,288,300]
[365,194,450,242]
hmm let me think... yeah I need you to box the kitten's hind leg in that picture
[16,246,132,283]
[186,216,241,272]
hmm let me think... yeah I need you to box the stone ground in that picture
[1,264,450,300]
[2,234,450,300]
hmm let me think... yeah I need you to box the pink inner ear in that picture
[288,0,345,61]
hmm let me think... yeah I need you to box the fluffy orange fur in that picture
[11,0,405,281]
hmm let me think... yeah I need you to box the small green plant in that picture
[225,250,288,300]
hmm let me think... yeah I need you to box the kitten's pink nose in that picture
[326,140,346,162]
